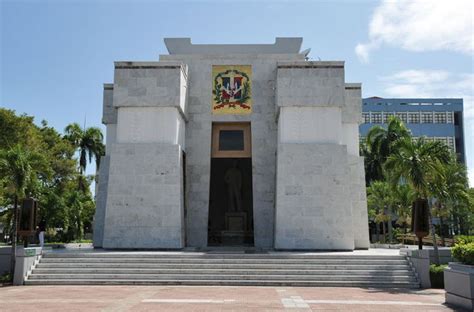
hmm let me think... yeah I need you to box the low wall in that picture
[0,246,42,285]
[404,248,452,288]
[0,246,11,275]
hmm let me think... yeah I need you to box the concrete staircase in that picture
[25,252,420,288]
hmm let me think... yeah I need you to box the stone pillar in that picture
[102,62,187,249]
[343,84,370,249]
[274,61,359,250]
[93,84,115,248]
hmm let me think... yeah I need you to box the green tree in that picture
[0,145,47,275]
[362,117,411,185]
[385,138,451,264]
[367,181,393,242]
[392,184,416,243]
[430,160,469,245]
[64,123,105,175]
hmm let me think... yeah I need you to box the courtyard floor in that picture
[0,285,459,311]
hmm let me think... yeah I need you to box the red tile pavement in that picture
[0,285,454,311]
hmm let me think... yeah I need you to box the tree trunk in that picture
[10,195,18,276]
[388,217,393,243]
[403,226,407,245]
[427,200,440,265]
[375,223,380,242]
[382,222,386,243]
[439,216,446,247]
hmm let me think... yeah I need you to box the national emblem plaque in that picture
[212,65,252,115]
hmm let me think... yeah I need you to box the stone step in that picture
[42,253,406,260]
[24,279,420,288]
[39,258,408,265]
[28,273,417,282]
[35,263,411,270]
[32,268,415,276]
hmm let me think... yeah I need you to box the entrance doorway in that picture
[208,123,254,246]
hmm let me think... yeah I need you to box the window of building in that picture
[362,113,370,124]
[408,112,420,123]
[436,137,448,146]
[421,112,433,123]
[371,112,382,123]
[447,112,454,123]
[447,137,455,152]
[383,112,394,123]
[434,112,446,123]
[396,112,408,123]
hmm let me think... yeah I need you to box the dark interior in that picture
[208,158,254,246]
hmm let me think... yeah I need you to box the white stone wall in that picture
[275,144,354,250]
[105,124,116,155]
[276,62,345,107]
[98,47,369,250]
[341,123,359,156]
[159,53,304,248]
[92,155,110,248]
[112,62,187,110]
[278,107,342,144]
[102,143,184,249]
[274,62,369,250]
[116,107,185,149]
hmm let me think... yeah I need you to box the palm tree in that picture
[385,138,451,265]
[431,161,469,245]
[367,181,393,243]
[362,117,411,184]
[64,123,105,175]
[392,184,416,243]
[0,145,45,275]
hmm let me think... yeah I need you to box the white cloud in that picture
[356,0,474,62]
[381,70,474,118]
[379,69,474,186]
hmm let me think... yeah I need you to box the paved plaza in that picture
[0,285,457,311]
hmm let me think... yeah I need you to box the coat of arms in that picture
[212,65,252,115]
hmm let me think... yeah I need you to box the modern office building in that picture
[360,97,465,163]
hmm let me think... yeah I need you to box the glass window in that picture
[434,112,447,123]
[219,130,244,151]
[362,113,370,124]
[422,112,433,123]
[447,137,455,152]
[408,112,420,123]
[447,112,454,123]
[396,112,408,123]
[372,112,382,123]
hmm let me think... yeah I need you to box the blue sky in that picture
[1,0,473,184]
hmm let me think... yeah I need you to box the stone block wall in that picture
[274,144,354,250]
[113,62,187,112]
[92,155,110,247]
[160,53,304,248]
[348,155,370,249]
[102,143,184,249]
[276,62,345,107]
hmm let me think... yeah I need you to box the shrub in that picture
[430,264,448,273]
[0,272,12,284]
[454,235,474,245]
[452,242,474,265]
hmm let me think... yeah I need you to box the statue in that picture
[224,160,242,212]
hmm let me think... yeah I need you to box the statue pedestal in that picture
[225,212,247,231]
[222,212,247,245]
